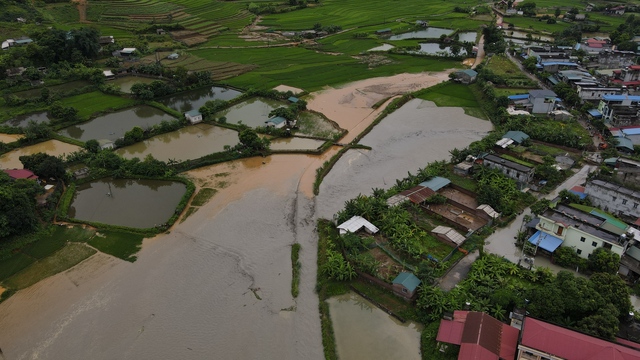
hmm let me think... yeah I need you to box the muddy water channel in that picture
[58,105,175,142]
[6,111,52,128]
[216,97,286,128]
[160,86,242,113]
[328,292,422,360]
[110,76,157,94]
[0,140,80,168]
[116,124,238,162]
[69,178,186,228]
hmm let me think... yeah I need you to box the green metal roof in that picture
[392,272,421,292]
[419,176,451,192]
[503,130,530,144]
[185,109,201,116]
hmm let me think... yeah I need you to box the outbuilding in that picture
[265,116,288,129]
[392,272,421,298]
[337,216,379,235]
[184,109,203,124]
[454,69,478,84]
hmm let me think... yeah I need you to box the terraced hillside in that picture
[141,52,256,80]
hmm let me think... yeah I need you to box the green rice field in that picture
[59,91,136,119]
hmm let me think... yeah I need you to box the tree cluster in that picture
[0,171,42,240]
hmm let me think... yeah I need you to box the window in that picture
[577,249,583,255]
[580,237,586,242]
[612,196,617,201]
[556,226,564,236]
[604,243,613,250]
[402,288,408,293]
[592,241,598,247]
[623,199,628,205]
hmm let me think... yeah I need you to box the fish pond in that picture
[109,76,158,94]
[215,97,287,128]
[6,111,51,128]
[58,105,175,142]
[327,292,422,360]
[68,178,187,228]
[116,124,239,162]
[417,43,468,56]
[160,86,242,113]
[0,140,80,169]
[389,27,453,40]
[457,32,477,43]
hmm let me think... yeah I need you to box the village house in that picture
[608,5,626,15]
[454,69,478,84]
[498,130,530,147]
[576,85,622,102]
[584,179,640,220]
[113,48,137,58]
[265,116,288,129]
[184,109,203,124]
[596,49,637,70]
[598,94,640,124]
[436,311,520,360]
[431,225,466,247]
[167,53,179,60]
[98,36,114,45]
[391,272,421,299]
[533,203,626,259]
[482,154,535,183]
[337,216,379,235]
[3,169,39,181]
[553,69,598,88]
[156,28,166,35]
[528,89,557,113]
[575,38,611,56]
[517,317,640,360]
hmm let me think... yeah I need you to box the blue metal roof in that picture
[569,190,587,200]
[288,96,299,103]
[621,127,640,135]
[503,130,530,143]
[542,62,578,67]
[419,176,451,192]
[185,109,201,116]
[392,272,421,292]
[508,94,529,100]
[587,109,602,117]
[528,230,563,252]
[547,76,559,85]
[602,94,640,101]
[267,116,287,125]
[614,136,635,151]
[459,69,478,77]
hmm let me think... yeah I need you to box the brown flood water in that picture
[328,292,422,360]
[0,140,80,169]
[270,137,325,151]
[0,133,22,143]
[116,124,239,162]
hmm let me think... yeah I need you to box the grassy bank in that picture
[415,81,488,120]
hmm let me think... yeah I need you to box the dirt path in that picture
[73,0,88,23]
[472,35,485,69]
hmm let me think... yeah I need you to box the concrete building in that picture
[482,154,535,183]
[585,179,640,219]
[576,85,622,101]
[454,69,478,84]
[598,94,640,123]
[596,49,637,69]
[535,204,626,258]
[528,89,557,113]
[184,109,203,124]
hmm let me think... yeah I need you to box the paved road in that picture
[438,251,480,291]
[484,165,595,266]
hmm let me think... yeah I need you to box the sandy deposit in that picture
[307,71,453,143]
[273,85,305,95]
[0,72,490,360]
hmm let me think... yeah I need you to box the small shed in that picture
[455,69,478,84]
[392,272,421,298]
[167,53,179,60]
[375,28,392,36]
[156,28,166,35]
[266,116,288,129]
[337,216,379,235]
[503,130,529,145]
[119,48,137,57]
[103,70,115,79]
[454,161,474,175]
[431,226,466,247]
[97,139,115,150]
[419,176,451,192]
[477,204,500,219]
[185,109,203,124]
[288,96,299,103]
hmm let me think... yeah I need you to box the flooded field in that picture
[58,105,175,142]
[116,124,239,162]
[389,27,453,40]
[160,86,242,113]
[270,137,325,151]
[216,97,286,128]
[328,292,422,360]
[6,111,51,128]
[69,178,186,228]
[0,133,22,143]
[0,139,80,168]
[418,43,468,56]
[457,31,477,43]
[110,76,157,94]
[296,111,342,138]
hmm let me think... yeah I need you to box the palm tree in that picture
[492,304,506,321]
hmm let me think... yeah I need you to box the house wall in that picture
[531,97,555,113]
[483,160,535,182]
[517,345,564,360]
[584,182,640,218]
[597,52,636,69]
[577,87,622,101]
[537,216,624,258]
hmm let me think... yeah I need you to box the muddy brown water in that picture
[327,292,422,360]
[110,76,158,94]
[216,97,287,128]
[270,137,325,151]
[58,105,175,142]
[6,111,51,128]
[116,124,239,162]
[160,86,242,113]
[0,139,80,169]
[68,178,186,228]
[0,133,22,143]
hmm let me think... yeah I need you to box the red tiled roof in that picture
[3,169,38,180]
[634,217,640,227]
[588,43,603,48]
[629,65,640,70]
[436,311,519,360]
[399,186,436,204]
[521,318,640,360]
[571,185,585,193]
[617,338,640,351]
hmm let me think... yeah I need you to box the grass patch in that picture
[0,253,36,282]
[415,82,488,120]
[351,281,418,321]
[4,243,96,290]
[180,206,198,223]
[291,243,301,298]
[500,154,535,167]
[59,91,135,119]
[191,188,218,206]
[87,230,145,262]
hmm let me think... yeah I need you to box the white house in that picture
[265,116,288,129]
[184,109,203,124]
[528,89,557,114]
[482,154,535,183]
[584,180,640,219]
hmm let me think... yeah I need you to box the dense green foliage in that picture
[0,171,42,239]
